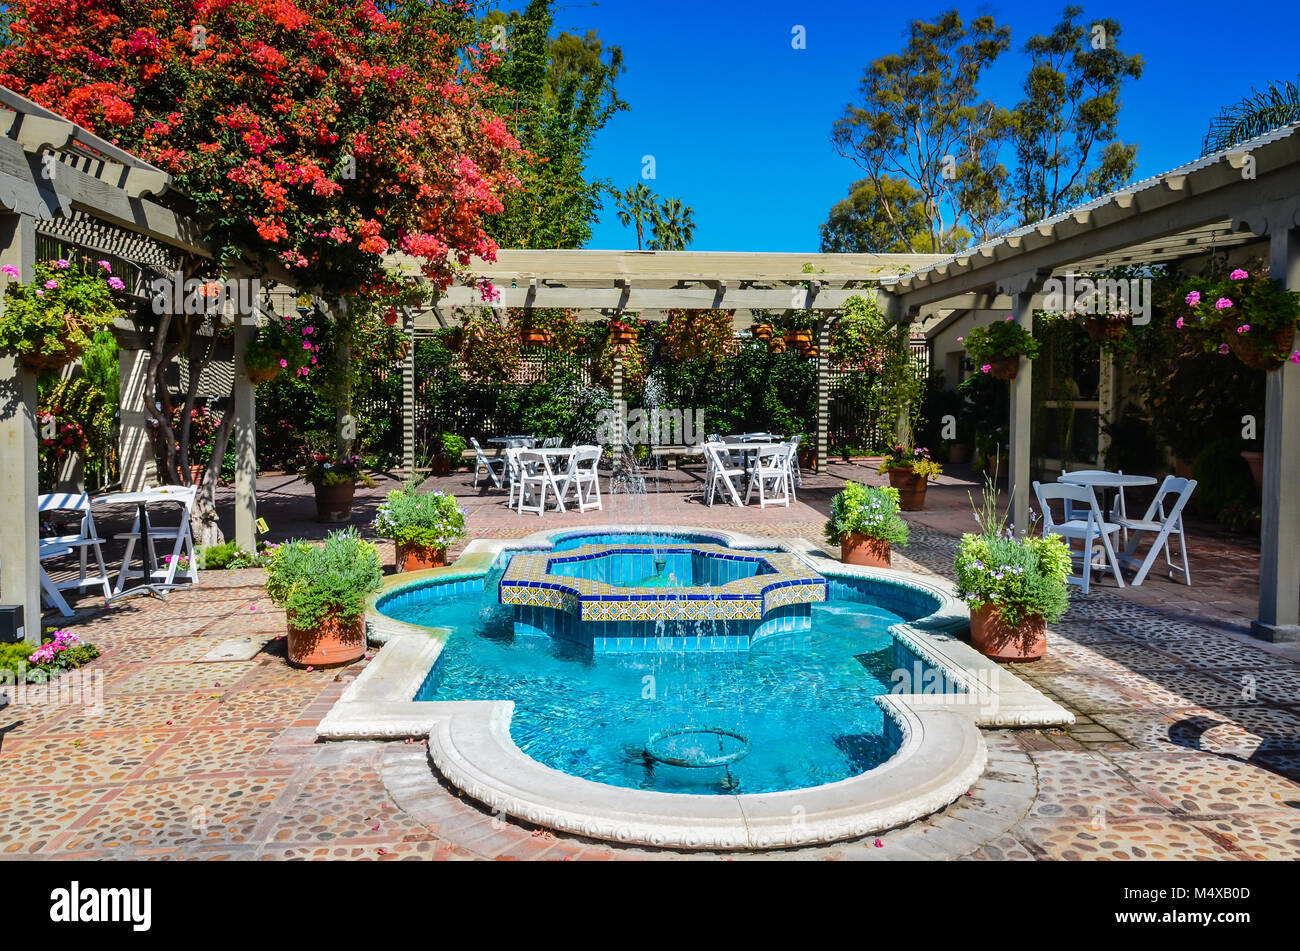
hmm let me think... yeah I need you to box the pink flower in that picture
[1237,324,1251,334]
[1230,269,1249,280]
[303,341,311,349]
[1215,297,1233,310]
[54,259,69,269]
[1,265,18,278]
[1185,291,1201,306]
[43,279,58,289]
[35,289,44,297]
[956,336,964,343]
[1176,318,1184,329]
[1291,351,1300,364]
[1004,315,1014,321]
[97,260,112,271]
[980,364,992,374]
[107,276,125,290]
[279,358,288,368]
[1218,343,1230,354]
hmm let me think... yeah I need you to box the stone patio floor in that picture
[3,459,1298,860]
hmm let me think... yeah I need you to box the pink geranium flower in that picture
[1291,351,1300,365]
[107,277,125,290]
[279,358,288,368]
[1215,297,1233,310]
[1237,324,1251,334]
[1,265,18,278]
[980,364,992,373]
[1176,318,1184,329]
[1185,291,1201,306]
[1230,268,1249,280]
[1218,343,1230,354]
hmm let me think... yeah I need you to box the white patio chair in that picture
[112,486,199,591]
[471,436,505,489]
[38,492,113,604]
[515,450,566,517]
[1034,481,1126,595]
[541,436,562,449]
[1116,476,1197,586]
[787,434,804,496]
[504,447,524,509]
[560,445,603,513]
[704,442,745,507]
[1061,468,1131,532]
[745,444,791,509]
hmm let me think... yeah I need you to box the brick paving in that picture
[4,458,1297,860]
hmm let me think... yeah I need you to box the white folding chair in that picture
[505,447,524,509]
[786,435,803,497]
[471,436,505,489]
[113,486,199,591]
[541,437,562,449]
[704,442,745,507]
[558,446,603,513]
[37,492,113,604]
[516,450,566,517]
[745,444,791,509]
[1062,468,1130,532]
[1034,481,1126,594]
[1116,476,1197,586]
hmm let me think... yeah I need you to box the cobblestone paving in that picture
[5,466,1298,860]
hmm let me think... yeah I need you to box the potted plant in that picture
[1176,266,1300,371]
[608,315,640,347]
[301,454,376,523]
[0,259,124,372]
[782,312,816,354]
[877,445,943,511]
[824,482,909,567]
[954,481,1072,662]
[963,320,1041,380]
[243,338,286,384]
[374,483,468,572]
[662,309,737,361]
[264,528,383,668]
[1085,314,1128,344]
[431,433,468,476]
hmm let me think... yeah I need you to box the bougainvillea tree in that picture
[0,0,523,540]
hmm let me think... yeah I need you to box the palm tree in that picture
[1201,76,1300,156]
[613,183,658,250]
[649,197,696,251]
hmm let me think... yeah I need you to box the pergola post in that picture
[118,345,154,491]
[815,319,830,473]
[1006,287,1037,535]
[611,350,625,448]
[232,316,257,552]
[1254,225,1300,642]
[0,213,41,642]
[402,319,416,476]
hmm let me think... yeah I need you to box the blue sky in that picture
[505,0,1300,252]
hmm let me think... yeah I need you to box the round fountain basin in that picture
[645,726,752,768]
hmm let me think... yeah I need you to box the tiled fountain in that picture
[498,543,829,651]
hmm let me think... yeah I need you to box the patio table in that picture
[93,488,194,602]
[1057,471,1158,586]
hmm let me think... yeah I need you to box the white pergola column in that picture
[0,214,41,642]
[815,319,830,473]
[118,346,154,491]
[611,350,625,448]
[1007,288,1036,535]
[232,317,257,551]
[1254,225,1300,642]
[402,321,416,476]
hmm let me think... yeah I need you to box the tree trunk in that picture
[333,297,354,461]
[190,381,235,548]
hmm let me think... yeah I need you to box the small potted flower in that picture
[265,528,383,668]
[300,454,376,523]
[781,312,817,355]
[375,484,468,572]
[954,481,1072,661]
[0,259,125,372]
[963,320,1041,380]
[877,445,943,511]
[824,482,909,567]
[431,433,468,476]
[1177,266,1300,371]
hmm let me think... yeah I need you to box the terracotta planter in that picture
[840,532,891,568]
[188,464,206,486]
[520,329,552,346]
[753,323,774,341]
[947,443,971,465]
[287,610,365,668]
[246,364,280,385]
[610,327,637,346]
[313,480,355,523]
[19,349,80,373]
[1228,325,1295,371]
[431,455,453,476]
[396,543,447,573]
[1241,450,1264,491]
[987,354,1020,381]
[886,466,928,511]
[969,605,1046,662]
[785,329,813,353]
[798,447,816,468]
[1086,315,1127,344]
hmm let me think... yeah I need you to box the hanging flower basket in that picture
[520,329,553,347]
[19,347,84,373]
[1228,324,1296,371]
[246,364,281,385]
[1085,315,1128,344]
[784,329,813,353]
[987,354,1020,380]
[382,307,399,327]
[752,322,774,341]
[767,337,787,355]
[610,326,638,347]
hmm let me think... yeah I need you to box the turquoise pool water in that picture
[390,581,919,795]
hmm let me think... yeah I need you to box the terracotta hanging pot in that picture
[840,532,891,568]
[520,329,552,346]
[396,543,447,573]
[753,322,774,341]
[886,466,927,511]
[313,481,355,523]
[969,605,1046,662]
[1227,325,1295,371]
[785,329,813,353]
[987,354,1020,380]
[286,610,365,668]
[1085,315,1127,344]
[610,327,637,346]
[1241,450,1264,491]
[246,363,281,385]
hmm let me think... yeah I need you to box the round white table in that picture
[93,488,193,600]
[1059,471,1157,516]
